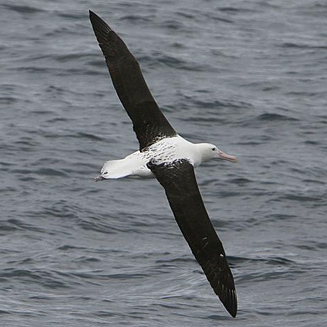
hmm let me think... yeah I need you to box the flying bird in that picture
[89,10,237,317]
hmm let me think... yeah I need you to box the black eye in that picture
[212,147,216,151]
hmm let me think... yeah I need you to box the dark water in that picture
[1,0,327,326]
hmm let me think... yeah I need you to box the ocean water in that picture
[1,0,327,326]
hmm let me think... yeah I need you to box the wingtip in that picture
[223,288,237,318]
[89,9,96,20]
[228,305,237,318]
[89,10,100,24]
[89,10,112,38]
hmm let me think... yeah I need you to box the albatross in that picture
[89,10,238,318]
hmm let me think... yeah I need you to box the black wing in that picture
[147,159,237,318]
[89,11,177,150]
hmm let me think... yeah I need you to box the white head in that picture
[198,143,237,163]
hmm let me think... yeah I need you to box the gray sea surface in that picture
[1,0,327,326]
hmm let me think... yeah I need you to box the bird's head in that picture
[200,143,237,163]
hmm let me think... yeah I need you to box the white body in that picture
[99,135,222,180]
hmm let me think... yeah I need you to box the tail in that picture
[96,159,134,180]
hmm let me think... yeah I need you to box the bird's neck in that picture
[193,143,210,166]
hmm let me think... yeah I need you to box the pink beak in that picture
[218,150,237,163]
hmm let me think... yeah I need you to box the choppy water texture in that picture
[1,0,327,326]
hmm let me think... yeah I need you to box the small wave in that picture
[281,193,326,206]
[138,53,211,72]
[227,255,296,268]
[295,241,327,251]
[258,113,298,122]
[57,12,86,20]
[11,167,69,179]
[2,4,44,14]
[0,220,19,233]
[121,15,153,24]
[34,168,69,177]
[226,177,252,185]
[78,219,116,235]
[194,99,252,110]
[162,19,185,31]
[280,42,327,50]
[0,268,72,289]
[54,53,95,63]
[5,219,45,233]
[0,96,19,105]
